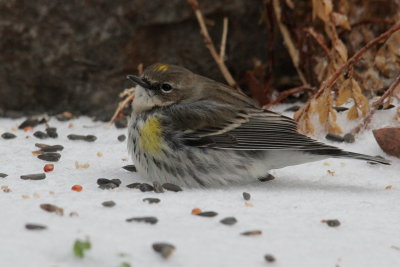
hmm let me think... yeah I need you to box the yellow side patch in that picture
[155,64,169,72]
[139,117,163,155]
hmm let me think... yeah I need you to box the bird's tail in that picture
[335,151,390,165]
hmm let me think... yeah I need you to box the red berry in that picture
[71,185,83,192]
[43,164,54,172]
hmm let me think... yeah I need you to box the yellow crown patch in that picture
[154,64,169,72]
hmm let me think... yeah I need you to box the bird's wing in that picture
[168,102,338,151]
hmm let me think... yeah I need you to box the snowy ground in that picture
[0,106,399,267]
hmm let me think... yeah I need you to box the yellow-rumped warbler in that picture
[127,63,389,187]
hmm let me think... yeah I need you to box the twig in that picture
[304,27,333,60]
[268,86,315,106]
[351,73,400,134]
[296,23,400,121]
[188,0,241,91]
[109,88,135,124]
[272,0,307,85]
[219,17,228,60]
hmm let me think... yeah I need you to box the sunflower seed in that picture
[241,230,262,236]
[321,219,341,227]
[243,192,251,200]
[153,181,164,193]
[35,143,64,152]
[333,106,348,112]
[264,254,276,262]
[220,217,237,225]
[162,183,182,192]
[67,134,97,142]
[118,134,126,142]
[126,216,158,224]
[325,133,344,142]
[46,127,58,138]
[111,179,122,186]
[25,223,47,230]
[343,133,355,143]
[284,105,301,112]
[196,211,218,217]
[143,198,161,204]
[139,183,154,192]
[152,243,175,258]
[99,183,118,190]
[126,182,141,189]
[37,152,61,162]
[40,203,64,216]
[97,178,120,187]
[258,174,275,182]
[20,173,46,180]
[0,173,8,178]
[1,132,16,139]
[18,118,40,129]
[102,200,116,207]
[33,131,48,139]
[115,117,128,128]
[122,165,137,172]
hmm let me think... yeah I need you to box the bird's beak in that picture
[127,75,151,89]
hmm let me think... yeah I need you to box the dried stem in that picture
[304,27,332,60]
[272,0,307,85]
[268,86,315,106]
[219,17,228,60]
[351,73,400,134]
[188,0,241,91]
[296,23,400,121]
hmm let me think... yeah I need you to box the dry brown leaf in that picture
[334,39,348,62]
[336,79,352,106]
[347,105,359,120]
[332,12,351,30]
[312,0,333,22]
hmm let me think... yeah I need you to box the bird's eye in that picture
[160,83,173,93]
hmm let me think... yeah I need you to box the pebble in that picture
[25,223,47,230]
[322,219,341,227]
[258,174,275,182]
[143,198,161,204]
[1,132,16,139]
[40,203,64,216]
[196,211,218,217]
[0,173,8,178]
[126,182,141,189]
[333,106,349,112]
[114,117,128,128]
[46,127,58,138]
[343,133,355,143]
[102,200,116,207]
[37,152,61,162]
[220,217,237,225]
[264,254,276,262]
[67,134,97,142]
[152,243,175,259]
[126,216,158,224]
[35,143,64,152]
[139,183,154,192]
[33,131,49,139]
[243,192,251,201]
[118,134,126,142]
[153,182,164,193]
[241,230,262,236]
[20,173,46,180]
[122,165,137,172]
[162,183,183,192]
[325,133,344,142]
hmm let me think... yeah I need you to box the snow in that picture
[0,108,399,267]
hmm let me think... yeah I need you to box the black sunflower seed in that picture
[1,132,16,139]
[0,173,8,178]
[37,152,61,162]
[20,173,46,180]
[153,182,164,193]
[111,179,121,186]
[102,200,116,207]
[343,133,355,143]
[241,230,262,236]
[67,134,97,142]
[264,254,276,262]
[122,165,137,172]
[35,144,64,152]
[333,106,349,112]
[126,182,141,189]
[243,192,251,201]
[25,223,47,230]
[18,118,40,129]
[322,219,341,227]
[126,216,158,224]
[139,183,154,192]
[196,211,218,217]
[46,127,58,138]
[162,183,182,192]
[118,134,126,142]
[220,217,237,225]
[143,198,161,204]
[258,174,275,182]
[40,203,63,216]
[99,183,118,190]
[33,131,48,139]
[152,243,175,258]
[114,117,128,128]
[325,133,344,142]
[284,105,301,112]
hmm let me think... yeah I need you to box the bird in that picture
[126,63,390,187]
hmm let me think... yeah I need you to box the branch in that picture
[272,0,307,85]
[351,73,400,134]
[219,17,228,60]
[188,0,241,92]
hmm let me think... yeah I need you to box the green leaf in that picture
[120,262,131,267]
[73,239,91,258]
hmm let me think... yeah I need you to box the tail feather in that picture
[309,149,390,165]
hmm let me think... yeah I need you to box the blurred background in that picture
[0,0,398,121]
